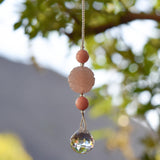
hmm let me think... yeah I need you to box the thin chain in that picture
[81,0,85,50]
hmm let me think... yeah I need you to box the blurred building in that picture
[0,57,145,160]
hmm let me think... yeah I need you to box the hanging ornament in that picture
[68,0,95,154]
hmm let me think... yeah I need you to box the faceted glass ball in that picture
[70,130,95,154]
[68,66,95,94]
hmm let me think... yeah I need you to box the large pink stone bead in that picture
[68,66,95,94]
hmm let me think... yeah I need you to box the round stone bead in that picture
[68,66,95,94]
[76,49,89,64]
[75,96,89,111]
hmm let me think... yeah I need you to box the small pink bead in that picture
[68,66,95,94]
[76,49,89,64]
[75,96,89,110]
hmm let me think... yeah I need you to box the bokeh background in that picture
[0,0,160,160]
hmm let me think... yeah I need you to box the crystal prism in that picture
[70,130,95,154]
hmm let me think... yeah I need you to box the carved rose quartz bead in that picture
[68,66,95,94]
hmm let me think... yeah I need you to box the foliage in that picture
[0,0,4,4]
[0,133,32,160]
[2,0,160,159]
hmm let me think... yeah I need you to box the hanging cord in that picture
[79,0,86,131]
[79,110,87,131]
[79,0,88,132]
[81,0,85,50]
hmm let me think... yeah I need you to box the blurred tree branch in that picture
[67,12,160,39]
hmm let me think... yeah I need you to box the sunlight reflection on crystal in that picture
[70,131,95,154]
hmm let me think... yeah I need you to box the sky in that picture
[0,0,159,129]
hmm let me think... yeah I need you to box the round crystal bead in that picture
[70,130,95,154]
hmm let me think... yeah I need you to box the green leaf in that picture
[141,153,155,160]
[89,97,112,118]
[14,22,22,30]
[91,129,108,140]
[141,135,157,149]
[91,128,114,140]
[0,0,4,4]
[137,104,154,115]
